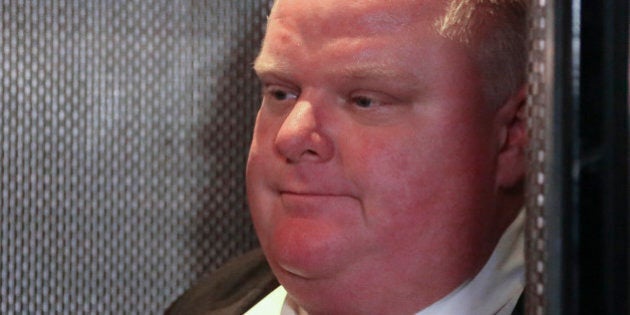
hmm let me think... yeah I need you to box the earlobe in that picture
[496,84,528,189]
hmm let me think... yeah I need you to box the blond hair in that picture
[435,0,528,108]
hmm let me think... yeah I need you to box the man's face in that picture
[247,0,521,313]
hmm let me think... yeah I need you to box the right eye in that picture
[264,85,298,102]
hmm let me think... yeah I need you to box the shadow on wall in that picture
[189,0,272,275]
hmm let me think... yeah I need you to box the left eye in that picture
[270,89,290,101]
[352,96,376,108]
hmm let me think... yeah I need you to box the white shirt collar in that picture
[244,286,287,315]
[246,210,525,315]
[416,209,525,315]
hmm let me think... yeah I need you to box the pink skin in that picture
[246,0,527,314]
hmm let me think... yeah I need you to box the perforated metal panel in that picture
[525,0,630,313]
[525,0,551,313]
[0,1,271,313]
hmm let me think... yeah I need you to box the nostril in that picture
[283,149,320,164]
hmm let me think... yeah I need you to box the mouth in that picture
[279,190,361,205]
[278,190,360,217]
[280,191,347,198]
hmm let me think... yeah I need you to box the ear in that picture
[495,84,528,190]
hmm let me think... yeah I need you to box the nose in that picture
[274,101,334,163]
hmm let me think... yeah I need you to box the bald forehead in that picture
[269,0,446,36]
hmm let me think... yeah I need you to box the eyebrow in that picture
[336,63,419,82]
[333,63,425,96]
[253,57,290,78]
[254,57,423,93]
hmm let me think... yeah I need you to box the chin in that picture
[271,266,359,315]
[262,216,354,280]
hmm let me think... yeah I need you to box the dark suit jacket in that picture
[165,248,524,315]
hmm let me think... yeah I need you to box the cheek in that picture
[246,151,269,238]
[341,134,498,275]
[344,119,497,227]
[246,116,278,242]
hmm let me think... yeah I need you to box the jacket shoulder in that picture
[165,248,278,315]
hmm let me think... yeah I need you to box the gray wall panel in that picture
[0,1,271,313]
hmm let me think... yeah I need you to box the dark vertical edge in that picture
[546,0,579,313]
[600,0,629,313]
[550,0,629,313]
[578,0,628,313]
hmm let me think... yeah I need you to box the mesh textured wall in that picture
[0,1,271,313]
[525,1,551,314]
